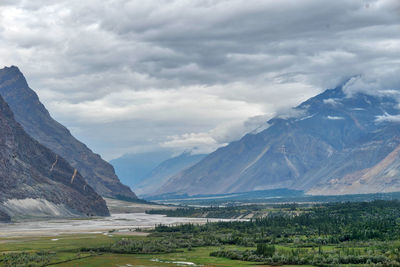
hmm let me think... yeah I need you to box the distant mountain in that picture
[110,151,173,188]
[0,93,109,222]
[157,85,400,196]
[135,152,206,197]
[0,66,136,200]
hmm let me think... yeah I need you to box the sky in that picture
[0,0,399,160]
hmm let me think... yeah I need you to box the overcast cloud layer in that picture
[1,0,400,159]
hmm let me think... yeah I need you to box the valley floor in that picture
[1,200,400,266]
[0,213,225,238]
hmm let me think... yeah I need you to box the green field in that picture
[0,234,288,266]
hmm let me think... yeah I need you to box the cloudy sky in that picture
[1,0,399,160]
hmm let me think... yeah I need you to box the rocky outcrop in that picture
[0,92,109,221]
[0,66,136,199]
[157,85,400,196]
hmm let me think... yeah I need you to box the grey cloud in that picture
[0,0,22,6]
[88,0,400,85]
[0,0,400,159]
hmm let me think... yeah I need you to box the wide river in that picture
[0,213,234,238]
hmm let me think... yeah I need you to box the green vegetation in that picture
[2,200,400,266]
[147,200,400,266]
[1,252,53,267]
[146,203,299,218]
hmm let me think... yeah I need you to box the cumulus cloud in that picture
[0,0,400,159]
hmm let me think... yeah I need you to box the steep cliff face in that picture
[0,66,136,199]
[0,94,109,222]
[157,85,400,196]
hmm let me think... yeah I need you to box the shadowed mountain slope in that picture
[0,93,109,222]
[0,66,136,199]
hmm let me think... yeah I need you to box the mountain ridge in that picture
[156,85,400,196]
[0,66,136,199]
[0,93,109,221]
[135,152,206,196]
[110,150,173,189]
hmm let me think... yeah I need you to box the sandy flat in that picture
[104,198,176,214]
[0,213,235,238]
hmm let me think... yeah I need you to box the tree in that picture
[256,244,275,257]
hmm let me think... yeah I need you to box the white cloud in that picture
[376,113,400,123]
[327,116,345,120]
[323,98,340,106]
[343,67,400,98]
[161,114,271,155]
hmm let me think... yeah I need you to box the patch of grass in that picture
[0,235,314,266]
[47,253,176,267]
[0,234,116,253]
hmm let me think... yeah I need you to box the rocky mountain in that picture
[135,152,206,197]
[0,93,109,222]
[157,85,400,196]
[110,150,173,188]
[0,66,136,199]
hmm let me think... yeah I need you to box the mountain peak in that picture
[0,93,109,221]
[0,66,25,81]
[1,65,20,72]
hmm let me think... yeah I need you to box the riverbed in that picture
[0,213,233,238]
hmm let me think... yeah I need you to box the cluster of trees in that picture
[154,200,400,243]
[81,238,179,254]
[147,203,302,219]
[0,251,52,267]
[81,232,226,254]
[146,205,268,218]
[210,248,397,266]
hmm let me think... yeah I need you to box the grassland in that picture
[0,234,287,266]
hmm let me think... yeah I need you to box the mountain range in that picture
[2,64,400,212]
[156,85,400,196]
[134,152,206,196]
[0,66,136,200]
[0,92,109,222]
[110,150,173,189]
